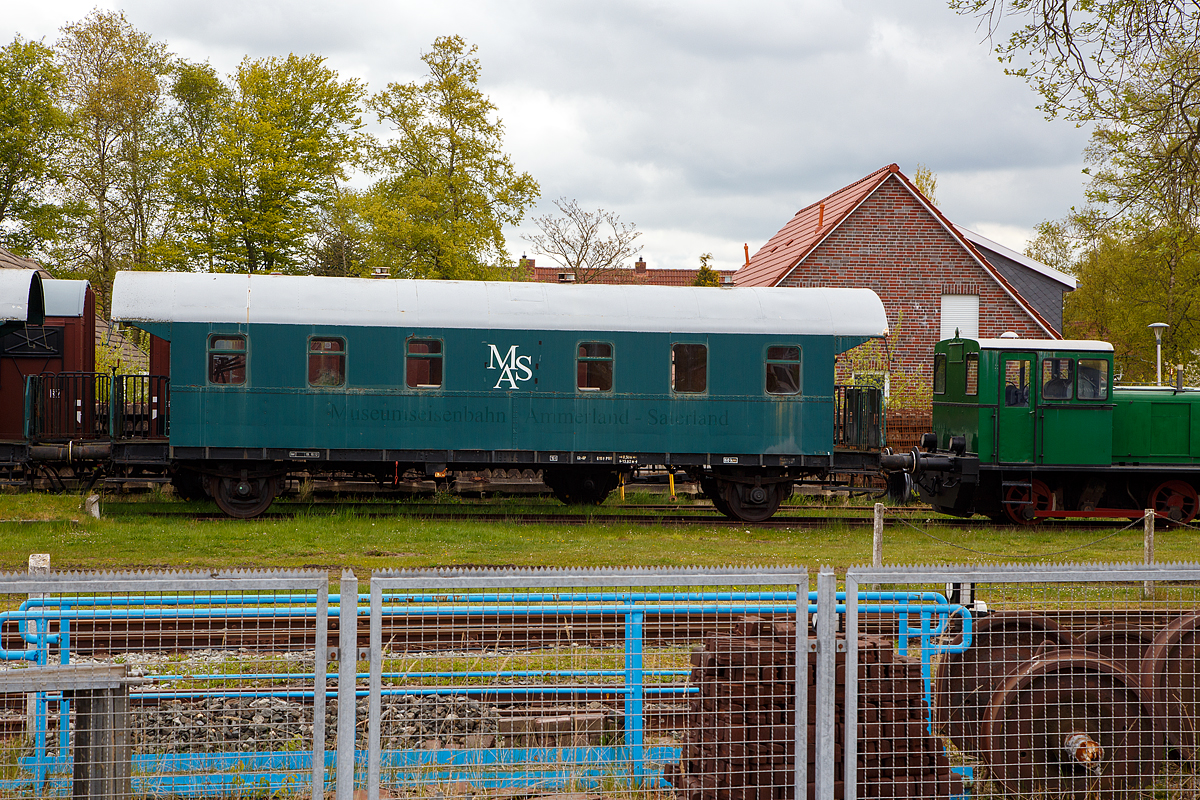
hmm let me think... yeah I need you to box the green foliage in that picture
[168,54,367,273]
[0,36,75,254]
[911,163,937,205]
[50,9,173,312]
[361,36,539,279]
[692,253,721,286]
[838,313,931,411]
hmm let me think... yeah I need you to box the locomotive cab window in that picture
[1042,358,1074,401]
[577,342,613,391]
[208,334,246,385]
[933,354,947,395]
[1004,359,1030,407]
[765,346,801,395]
[406,338,443,388]
[1077,359,1109,400]
[965,354,979,396]
[672,343,707,393]
[308,337,345,387]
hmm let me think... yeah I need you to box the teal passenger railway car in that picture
[111,272,889,519]
[882,335,1200,523]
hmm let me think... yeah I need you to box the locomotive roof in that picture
[110,271,889,338]
[975,338,1113,352]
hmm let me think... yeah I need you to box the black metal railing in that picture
[834,384,883,450]
[26,373,169,442]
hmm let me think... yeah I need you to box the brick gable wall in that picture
[777,177,1046,403]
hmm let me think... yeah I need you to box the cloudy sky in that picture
[6,0,1093,271]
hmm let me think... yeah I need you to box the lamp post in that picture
[1149,323,1170,385]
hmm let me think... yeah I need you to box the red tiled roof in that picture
[528,266,737,287]
[733,163,1060,338]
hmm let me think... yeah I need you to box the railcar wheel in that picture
[1140,611,1200,758]
[207,474,279,518]
[698,477,733,517]
[934,611,1074,755]
[720,480,788,523]
[1079,624,1157,674]
[1151,479,1199,523]
[980,653,1160,799]
[1003,478,1053,525]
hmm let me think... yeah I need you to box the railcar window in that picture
[765,346,801,395]
[965,354,978,396]
[308,338,345,387]
[1003,359,1032,407]
[933,354,946,395]
[1041,358,1074,400]
[577,342,613,391]
[208,335,246,385]
[672,343,707,393]
[1077,359,1109,400]
[1003,360,1029,407]
[406,339,443,388]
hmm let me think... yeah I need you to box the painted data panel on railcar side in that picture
[167,324,838,456]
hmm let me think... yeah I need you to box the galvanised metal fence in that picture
[5,562,1197,800]
[844,563,1200,800]
[0,569,329,799]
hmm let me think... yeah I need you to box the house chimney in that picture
[818,203,825,228]
[634,258,647,273]
[372,266,389,279]
[744,243,749,266]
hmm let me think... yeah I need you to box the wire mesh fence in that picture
[0,570,328,799]
[366,568,812,800]
[845,564,1200,800]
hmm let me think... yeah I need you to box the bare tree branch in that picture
[525,198,642,284]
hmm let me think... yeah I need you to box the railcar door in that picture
[997,353,1035,463]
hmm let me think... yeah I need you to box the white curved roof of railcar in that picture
[110,271,890,337]
[976,338,1113,352]
[43,280,89,317]
[0,269,43,324]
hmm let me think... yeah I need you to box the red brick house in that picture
[734,164,1075,416]
[522,257,738,286]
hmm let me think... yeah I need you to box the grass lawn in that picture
[0,490,1183,576]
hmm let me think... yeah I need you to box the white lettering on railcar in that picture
[485,344,534,389]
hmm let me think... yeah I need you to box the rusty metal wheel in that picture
[1140,611,1200,758]
[1079,623,1157,674]
[981,653,1161,799]
[1151,479,1200,523]
[934,611,1075,755]
[1004,478,1053,524]
[207,473,279,519]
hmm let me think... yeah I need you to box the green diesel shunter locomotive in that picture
[882,335,1200,523]
[112,271,889,519]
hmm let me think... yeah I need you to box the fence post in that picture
[1144,509,1155,599]
[815,568,837,800]
[872,504,884,568]
[337,570,358,800]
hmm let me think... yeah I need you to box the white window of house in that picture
[940,294,979,341]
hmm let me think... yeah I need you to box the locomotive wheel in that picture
[720,479,788,523]
[1151,479,1199,523]
[1003,478,1053,525]
[1140,611,1200,758]
[934,611,1074,755]
[207,474,279,518]
[980,653,1161,799]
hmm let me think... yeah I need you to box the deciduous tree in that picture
[0,36,75,255]
[692,252,721,286]
[526,198,642,284]
[362,36,538,279]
